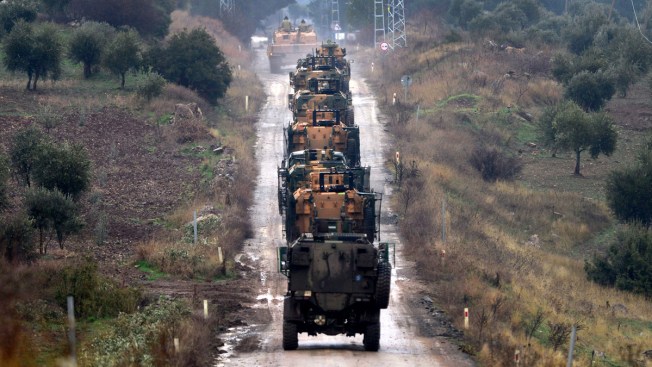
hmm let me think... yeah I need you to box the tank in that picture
[279,234,392,351]
[267,18,319,73]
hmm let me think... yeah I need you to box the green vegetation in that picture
[585,225,652,297]
[2,21,64,90]
[147,28,232,104]
[606,142,652,226]
[102,28,141,88]
[365,1,652,364]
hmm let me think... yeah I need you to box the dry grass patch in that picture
[366,27,652,366]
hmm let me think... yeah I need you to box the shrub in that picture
[0,214,35,263]
[10,126,49,188]
[136,71,167,102]
[585,224,652,298]
[564,70,615,112]
[0,153,9,211]
[469,146,523,182]
[53,259,141,319]
[605,145,652,226]
[32,142,92,201]
[0,0,37,34]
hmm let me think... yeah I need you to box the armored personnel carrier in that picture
[285,109,360,166]
[267,18,319,73]
[279,234,392,351]
[277,149,370,215]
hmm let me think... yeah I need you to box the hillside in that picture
[358,10,652,367]
[0,10,264,366]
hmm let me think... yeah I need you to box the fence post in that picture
[193,210,198,245]
[566,325,577,367]
[67,296,77,366]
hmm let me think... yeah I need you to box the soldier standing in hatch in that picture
[281,16,292,31]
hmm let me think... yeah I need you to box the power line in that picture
[630,0,652,45]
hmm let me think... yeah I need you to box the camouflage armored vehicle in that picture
[289,89,354,127]
[291,55,351,93]
[279,233,391,351]
[315,41,351,81]
[267,18,319,73]
[283,170,379,243]
[277,149,370,215]
[285,109,360,166]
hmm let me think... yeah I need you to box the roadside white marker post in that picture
[193,210,198,245]
[464,307,469,329]
[392,92,396,105]
[203,299,208,319]
[442,198,447,243]
[371,62,374,73]
[67,296,77,366]
[218,247,223,264]
[440,249,446,267]
[514,349,520,366]
[174,337,180,353]
[245,95,249,112]
[566,325,577,367]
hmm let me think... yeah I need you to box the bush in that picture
[68,21,115,78]
[10,126,49,188]
[0,0,37,34]
[606,145,652,226]
[0,153,9,211]
[53,259,141,319]
[469,146,523,182]
[32,142,91,201]
[136,71,166,102]
[0,214,35,263]
[564,70,615,112]
[585,224,652,298]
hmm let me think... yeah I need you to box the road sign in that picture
[380,42,389,51]
[401,75,412,87]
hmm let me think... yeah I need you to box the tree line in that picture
[0,0,233,104]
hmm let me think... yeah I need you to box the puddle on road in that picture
[214,324,260,366]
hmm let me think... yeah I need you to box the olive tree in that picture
[25,187,81,253]
[9,126,49,187]
[69,21,115,78]
[606,144,652,226]
[103,28,141,88]
[2,21,63,90]
[33,142,91,201]
[147,28,231,104]
[540,101,617,175]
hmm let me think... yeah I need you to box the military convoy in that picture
[275,34,392,351]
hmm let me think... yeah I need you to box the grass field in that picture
[358,19,652,367]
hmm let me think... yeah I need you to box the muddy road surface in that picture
[216,49,475,367]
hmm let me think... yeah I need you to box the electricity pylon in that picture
[219,0,235,17]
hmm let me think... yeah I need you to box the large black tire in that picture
[375,262,392,309]
[283,321,299,350]
[346,138,360,167]
[363,322,380,351]
[346,106,355,126]
[363,202,375,241]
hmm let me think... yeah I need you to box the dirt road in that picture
[216,49,475,367]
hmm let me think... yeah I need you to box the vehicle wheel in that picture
[346,106,355,126]
[283,321,299,350]
[363,322,380,351]
[375,262,391,309]
[363,202,375,241]
[346,138,360,167]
